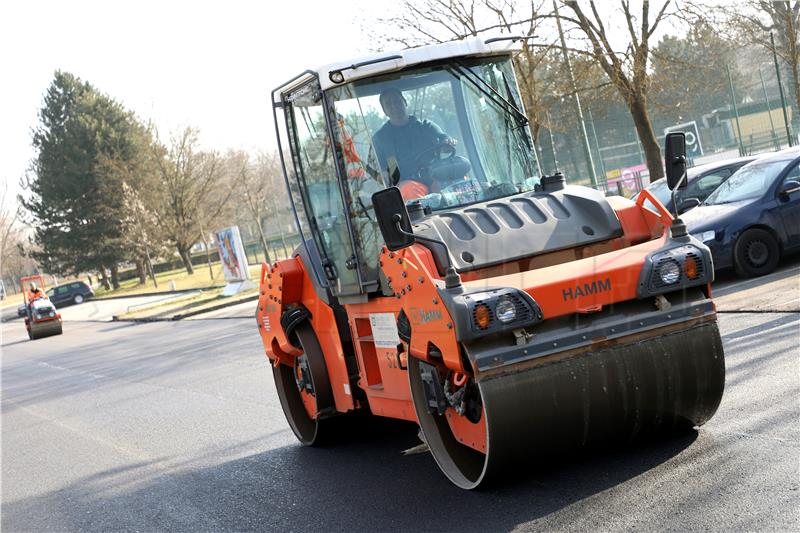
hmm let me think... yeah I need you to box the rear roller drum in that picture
[273,322,336,446]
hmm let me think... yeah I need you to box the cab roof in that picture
[273,36,523,99]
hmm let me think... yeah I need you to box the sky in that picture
[0,0,387,203]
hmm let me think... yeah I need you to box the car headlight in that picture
[658,260,681,285]
[494,296,517,323]
[693,230,715,242]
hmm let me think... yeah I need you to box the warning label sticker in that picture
[369,313,400,348]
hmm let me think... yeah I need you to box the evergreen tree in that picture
[24,71,154,284]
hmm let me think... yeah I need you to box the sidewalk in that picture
[112,289,258,322]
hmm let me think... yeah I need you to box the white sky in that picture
[0,0,389,202]
[0,0,687,209]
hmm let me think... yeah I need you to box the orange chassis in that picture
[255,191,708,454]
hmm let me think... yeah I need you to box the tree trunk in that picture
[144,248,158,289]
[200,232,214,280]
[135,259,147,285]
[178,245,195,275]
[276,223,291,261]
[110,264,121,290]
[98,265,111,290]
[790,52,800,122]
[628,96,664,183]
[257,221,273,265]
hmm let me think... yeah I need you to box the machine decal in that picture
[411,307,443,325]
[561,278,612,301]
[369,312,401,348]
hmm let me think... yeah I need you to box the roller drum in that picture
[411,320,725,489]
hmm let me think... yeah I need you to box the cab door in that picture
[281,78,362,297]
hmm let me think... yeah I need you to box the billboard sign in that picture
[214,226,250,282]
[664,121,703,158]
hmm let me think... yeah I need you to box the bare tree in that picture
[234,150,291,266]
[152,127,234,275]
[1,181,39,295]
[1,182,21,273]
[372,1,570,143]
[120,181,167,286]
[559,0,673,183]
[719,1,800,115]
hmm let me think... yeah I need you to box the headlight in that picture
[658,259,681,285]
[694,230,715,242]
[465,288,541,333]
[495,297,517,323]
[640,243,712,297]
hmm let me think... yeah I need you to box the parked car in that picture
[17,303,28,317]
[682,147,800,277]
[634,156,756,214]
[45,281,94,307]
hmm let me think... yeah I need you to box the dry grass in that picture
[93,262,263,298]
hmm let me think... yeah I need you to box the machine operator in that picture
[371,88,452,195]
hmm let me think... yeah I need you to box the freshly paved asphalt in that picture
[2,301,798,531]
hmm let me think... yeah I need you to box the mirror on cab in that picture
[372,187,415,251]
[665,132,688,190]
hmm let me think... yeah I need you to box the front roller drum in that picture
[410,320,725,489]
[272,322,336,446]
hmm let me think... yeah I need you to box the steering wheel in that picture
[414,141,471,190]
[413,140,457,171]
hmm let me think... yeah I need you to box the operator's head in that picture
[29,282,38,291]
[379,88,408,125]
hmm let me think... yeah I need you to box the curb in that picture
[94,287,223,301]
[112,294,258,323]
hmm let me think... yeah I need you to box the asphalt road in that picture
[2,298,798,530]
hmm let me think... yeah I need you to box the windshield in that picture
[645,179,671,207]
[704,160,787,204]
[328,55,540,212]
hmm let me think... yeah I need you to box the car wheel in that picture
[73,294,84,305]
[733,228,780,278]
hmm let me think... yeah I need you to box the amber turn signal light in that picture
[474,304,491,329]
[684,255,700,280]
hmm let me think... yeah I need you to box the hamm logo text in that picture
[562,278,612,301]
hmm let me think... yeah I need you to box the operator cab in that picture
[273,38,541,300]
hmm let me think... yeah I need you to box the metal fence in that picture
[536,59,799,196]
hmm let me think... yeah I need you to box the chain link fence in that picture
[536,60,798,197]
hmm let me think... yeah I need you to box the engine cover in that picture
[412,185,623,272]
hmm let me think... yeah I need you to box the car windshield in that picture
[327,55,540,211]
[645,179,671,207]
[704,160,787,205]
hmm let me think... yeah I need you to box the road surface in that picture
[2,300,798,530]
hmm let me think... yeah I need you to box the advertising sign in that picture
[214,226,250,282]
[664,121,704,158]
[605,164,649,196]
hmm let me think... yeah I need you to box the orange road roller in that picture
[256,37,725,489]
